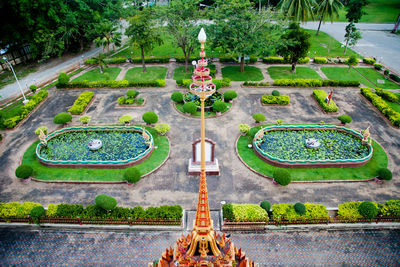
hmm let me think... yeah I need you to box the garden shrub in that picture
[95,194,117,211]
[29,85,37,93]
[34,126,48,135]
[154,123,170,134]
[223,204,268,222]
[212,100,227,113]
[30,206,45,224]
[294,202,306,215]
[109,207,131,219]
[338,201,370,221]
[252,113,266,123]
[126,90,139,98]
[142,112,158,124]
[85,58,97,64]
[322,80,360,87]
[183,102,197,114]
[53,112,72,125]
[260,201,271,212]
[55,204,85,218]
[58,72,69,85]
[223,90,237,101]
[337,114,352,124]
[346,55,358,67]
[119,115,133,124]
[262,95,289,105]
[373,63,383,71]
[273,169,291,186]
[57,80,165,89]
[272,203,329,221]
[380,200,400,216]
[124,167,141,184]
[105,57,127,64]
[15,165,33,179]
[272,90,280,96]
[358,201,378,219]
[377,168,392,181]
[384,69,389,76]
[238,124,251,134]
[243,81,268,86]
[0,202,22,217]
[212,78,231,90]
[313,57,327,64]
[130,206,146,220]
[79,115,91,125]
[171,92,183,103]
[67,91,94,115]
[375,88,399,102]
[130,56,170,63]
[174,55,196,63]
[219,55,257,63]
[274,79,323,87]
[389,73,400,82]
[222,204,234,221]
[363,58,375,65]
[46,204,58,217]
[313,90,339,113]
[262,56,309,64]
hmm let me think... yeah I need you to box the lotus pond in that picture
[257,129,370,161]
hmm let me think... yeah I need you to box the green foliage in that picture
[274,78,323,87]
[314,57,328,64]
[219,55,258,63]
[272,90,280,96]
[380,200,400,216]
[130,56,170,63]
[127,90,139,98]
[212,101,228,113]
[0,202,22,217]
[252,113,266,123]
[79,115,91,125]
[15,165,33,179]
[29,85,37,93]
[222,204,234,221]
[171,92,184,103]
[118,97,126,105]
[124,167,141,184]
[223,90,238,101]
[238,124,251,134]
[273,169,291,186]
[322,80,360,87]
[337,201,365,220]
[363,58,376,65]
[346,0,369,23]
[119,115,133,124]
[183,102,197,114]
[337,115,352,124]
[30,206,45,224]
[262,56,310,64]
[243,81,269,86]
[142,112,158,124]
[260,201,271,212]
[389,73,400,82]
[46,204,57,217]
[95,194,117,211]
[346,55,358,67]
[384,69,389,76]
[53,112,72,125]
[34,126,48,135]
[278,0,315,22]
[58,72,70,85]
[272,203,329,221]
[154,123,170,134]
[212,78,231,89]
[222,204,268,222]
[294,202,306,215]
[358,201,378,219]
[55,204,85,218]
[313,90,339,112]
[68,91,94,115]
[344,23,362,53]
[19,202,42,217]
[57,80,165,89]
[377,168,392,181]
[262,95,290,105]
[374,63,383,71]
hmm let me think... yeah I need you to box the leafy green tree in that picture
[125,10,163,72]
[277,23,311,73]
[315,0,343,35]
[94,54,108,73]
[278,0,315,22]
[159,0,201,72]
[345,0,368,23]
[343,22,361,54]
[94,21,122,53]
[213,0,287,72]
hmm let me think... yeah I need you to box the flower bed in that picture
[68,91,94,115]
[253,125,373,168]
[36,126,154,168]
[313,90,339,113]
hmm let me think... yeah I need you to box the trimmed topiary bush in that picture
[124,167,141,184]
[15,165,33,179]
[127,90,139,98]
[272,90,280,96]
[377,168,392,181]
[79,115,91,125]
[142,112,158,124]
[95,194,117,211]
[294,202,306,215]
[358,201,378,219]
[30,206,45,224]
[273,169,291,186]
[183,102,197,114]
[212,100,227,113]
[252,113,266,123]
[223,90,237,102]
[53,112,72,125]
[154,123,170,135]
[119,115,133,124]
[260,201,271,212]
[337,114,352,125]
[384,69,389,76]
[238,124,251,134]
[58,72,69,85]
[30,85,37,93]
[34,126,48,135]
[171,92,184,103]
[373,63,383,71]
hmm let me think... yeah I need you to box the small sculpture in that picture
[88,139,102,151]
[142,129,152,146]
[39,129,47,146]
[305,138,321,149]
[361,126,371,145]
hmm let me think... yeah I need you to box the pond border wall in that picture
[253,125,373,168]
[36,125,154,169]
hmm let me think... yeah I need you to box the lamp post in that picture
[3,57,28,104]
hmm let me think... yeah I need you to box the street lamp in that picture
[2,57,28,104]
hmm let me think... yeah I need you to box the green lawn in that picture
[305,29,358,58]
[0,95,34,124]
[222,66,264,81]
[173,66,194,81]
[336,0,400,23]
[356,68,400,89]
[124,67,168,81]
[237,125,388,181]
[175,102,232,117]
[267,66,322,80]
[384,93,400,112]
[0,65,38,89]
[21,126,170,182]
[72,67,121,81]
[321,67,375,87]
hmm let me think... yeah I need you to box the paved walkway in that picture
[1,228,399,266]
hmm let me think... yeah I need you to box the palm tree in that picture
[278,0,316,22]
[94,21,122,53]
[95,53,107,73]
[315,0,343,35]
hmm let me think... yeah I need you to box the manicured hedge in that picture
[222,204,268,222]
[313,90,339,112]
[380,200,400,216]
[68,91,94,115]
[322,80,360,87]
[361,87,400,127]
[389,73,400,82]
[363,58,376,65]
[219,55,258,63]
[261,94,290,105]
[243,81,269,86]
[375,88,399,102]
[0,202,41,218]
[176,78,231,89]
[313,57,328,64]
[373,63,383,71]
[262,56,310,64]
[57,79,165,89]
[130,56,170,63]
[273,79,360,87]
[3,90,49,129]
[271,203,329,221]
[174,56,196,63]
[337,201,379,221]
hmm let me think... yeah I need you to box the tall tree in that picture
[213,0,287,72]
[125,10,163,72]
[278,0,316,22]
[315,0,343,35]
[159,0,201,72]
[94,21,122,53]
[345,0,368,23]
[277,22,311,73]
[343,22,361,54]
